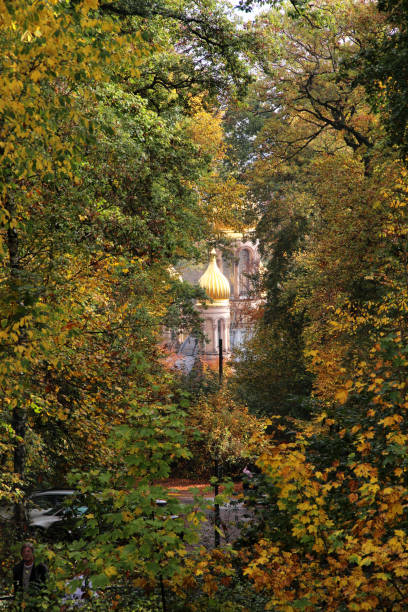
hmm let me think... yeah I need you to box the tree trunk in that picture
[6,196,27,530]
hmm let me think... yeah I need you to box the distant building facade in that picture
[167,232,262,367]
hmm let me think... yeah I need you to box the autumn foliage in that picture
[228,0,408,609]
[4,0,408,609]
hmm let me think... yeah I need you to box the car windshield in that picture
[31,497,54,509]
[42,505,88,517]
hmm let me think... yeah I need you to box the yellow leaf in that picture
[335,389,349,404]
[104,565,117,578]
[379,415,402,427]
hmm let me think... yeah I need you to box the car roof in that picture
[31,490,75,496]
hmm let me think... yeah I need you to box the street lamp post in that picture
[214,338,223,547]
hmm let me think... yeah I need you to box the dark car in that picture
[29,490,76,517]
[0,489,76,522]
[29,503,88,540]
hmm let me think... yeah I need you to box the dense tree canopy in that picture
[0,0,252,514]
[4,0,408,609]
[224,1,408,609]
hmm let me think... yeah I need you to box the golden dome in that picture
[199,248,230,302]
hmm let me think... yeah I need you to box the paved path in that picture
[158,480,250,547]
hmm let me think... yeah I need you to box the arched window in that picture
[239,248,251,297]
[204,318,213,352]
[221,256,233,289]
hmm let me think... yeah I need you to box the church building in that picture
[166,233,262,369]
